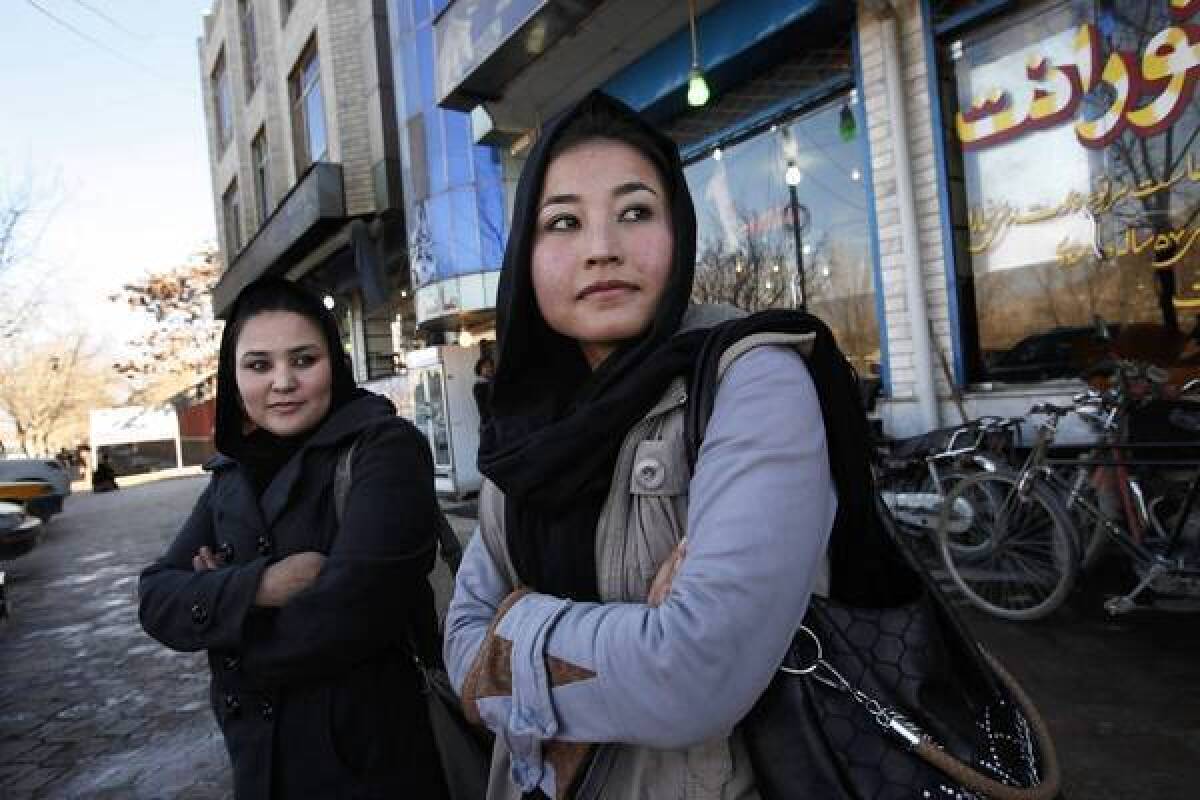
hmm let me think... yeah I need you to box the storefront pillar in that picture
[877,0,939,430]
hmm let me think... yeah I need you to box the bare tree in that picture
[111,245,223,402]
[0,332,116,455]
[1098,1,1200,332]
[692,206,791,312]
[0,166,56,340]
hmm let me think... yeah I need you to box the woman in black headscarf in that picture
[444,93,910,799]
[139,279,448,799]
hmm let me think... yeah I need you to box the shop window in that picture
[940,0,1200,384]
[211,49,233,152]
[240,0,260,97]
[222,179,242,257]
[252,128,270,226]
[290,38,328,174]
[683,93,880,376]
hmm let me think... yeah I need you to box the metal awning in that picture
[211,162,346,318]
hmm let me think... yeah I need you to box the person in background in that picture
[472,354,495,427]
[91,456,119,493]
[138,278,448,799]
[443,92,877,799]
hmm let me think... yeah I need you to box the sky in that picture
[0,0,217,345]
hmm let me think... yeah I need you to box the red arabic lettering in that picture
[958,2,1200,152]
[1171,0,1200,22]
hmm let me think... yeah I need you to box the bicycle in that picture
[935,364,1200,620]
[874,415,1019,547]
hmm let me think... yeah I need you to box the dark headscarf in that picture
[214,278,358,493]
[479,92,917,607]
[478,92,701,601]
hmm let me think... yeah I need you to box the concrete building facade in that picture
[198,0,413,385]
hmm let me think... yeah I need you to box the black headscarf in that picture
[478,92,702,601]
[479,92,917,607]
[214,278,358,494]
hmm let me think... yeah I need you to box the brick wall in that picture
[858,0,954,432]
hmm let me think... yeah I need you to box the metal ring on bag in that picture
[779,625,822,675]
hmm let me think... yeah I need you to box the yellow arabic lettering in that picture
[968,205,1015,254]
[1127,26,1200,137]
[1076,51,1136,147]
[1128,227,1157,256]
[1151,227,1200,268]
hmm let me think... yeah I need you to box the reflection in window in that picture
[222,178,242,257]
[252,128,270,226]
[212,49,233,152]
[942,0,1200,383]
[290,39,328,174]
[239,0,260,96]
[683,94,879,375]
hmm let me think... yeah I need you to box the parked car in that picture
[0,457,71,520]
[0,500,41,561]
[984,324,1120,384]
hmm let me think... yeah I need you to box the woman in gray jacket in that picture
[444,92,842,800]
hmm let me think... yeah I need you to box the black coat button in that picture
[259,700,274,721]
[256,535,272,556]
[222,655,240,671]
[190,601,208,625]
[224,693,241,718]
[216,541,235,561]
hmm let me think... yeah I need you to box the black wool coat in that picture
[139,393,448,799]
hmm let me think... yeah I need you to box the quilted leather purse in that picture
[685,329,1063,800]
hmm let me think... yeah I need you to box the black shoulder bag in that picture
[686,338,1063,800]
[334,437,492,800]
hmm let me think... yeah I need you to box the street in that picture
[1,476,1197,798]
[0,475,466,799]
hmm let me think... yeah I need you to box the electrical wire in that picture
[63,0,147,40]
[21,0,185,92]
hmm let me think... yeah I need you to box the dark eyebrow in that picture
[240,344,321,359]
[613,181,657,198]
[541,193,580,209]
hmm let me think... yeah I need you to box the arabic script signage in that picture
[958,0,1200,151]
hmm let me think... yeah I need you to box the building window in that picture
[683,93,879,376]
[290,38,328,174]
[211,49,233,152]
[239,0,260,96]
[252,129,270,225]
[222,179,242,257]
[939,0,1200,384]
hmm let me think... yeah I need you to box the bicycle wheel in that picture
[937,471,1079,621]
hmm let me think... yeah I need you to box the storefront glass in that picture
[942,0,1200,384]
[683,93,880,374]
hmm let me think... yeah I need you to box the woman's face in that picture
[235,311,333,437]
[531,138,673,369]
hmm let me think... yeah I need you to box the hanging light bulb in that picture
[785,162,802,186]
[839,102,857,142]
[687,69,710,107]
[685,0,709,107]
[851,168,862,181]
[711,146,723,161]
[322,294,335,310]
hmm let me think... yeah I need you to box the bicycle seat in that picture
[1030,402,1074,416]
[881,425,963,459]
